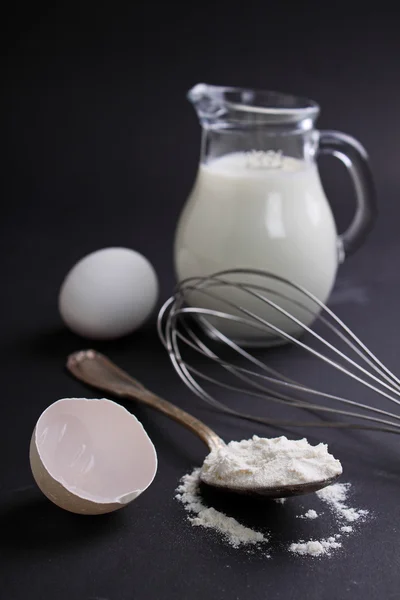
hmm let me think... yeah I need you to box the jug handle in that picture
[318,130,377,258]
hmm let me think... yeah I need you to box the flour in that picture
[176,437,369,558]
[297,509,319,520]
[316,483,369,522]
[176,468,268,549]
[288,483,369,556]
[289,535,342,556]
[201,436,342,490]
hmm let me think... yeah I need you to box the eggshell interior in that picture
[30,398,157,514]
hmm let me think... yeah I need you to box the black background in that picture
[2,4,400,599]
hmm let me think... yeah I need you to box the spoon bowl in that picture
[200,474,340,498]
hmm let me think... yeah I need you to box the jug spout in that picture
[187,83,229,126]
[188,83,320,131]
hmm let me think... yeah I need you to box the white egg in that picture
[59,247,159,340]
[30,397,158,515]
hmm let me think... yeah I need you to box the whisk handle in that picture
[67,350,225,453]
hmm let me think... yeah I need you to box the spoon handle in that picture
[67,350,224,452]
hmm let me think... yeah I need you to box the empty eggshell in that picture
[58,247,159,340]
[30,397,157,514]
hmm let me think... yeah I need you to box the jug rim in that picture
[188,83,320,119]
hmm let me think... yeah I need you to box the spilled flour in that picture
[316,483,369,522]
[288,483,369,556]
[176,468,268,548]
[297,509,319,520]
[176,474,370,558]
[289,535,341,556]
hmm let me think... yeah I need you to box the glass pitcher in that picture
[174,84,377,346]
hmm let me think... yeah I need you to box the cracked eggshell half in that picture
[30,397,157,515]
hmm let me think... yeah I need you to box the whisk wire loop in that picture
[157,269,400,435]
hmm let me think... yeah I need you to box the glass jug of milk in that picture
[174,84,377,346]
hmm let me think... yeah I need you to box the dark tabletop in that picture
[2,5,400,599]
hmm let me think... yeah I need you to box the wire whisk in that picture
[157,269,400,435]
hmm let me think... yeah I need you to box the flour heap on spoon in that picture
[200,435,343,489]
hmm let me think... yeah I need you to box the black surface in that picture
[2,5,400,599]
